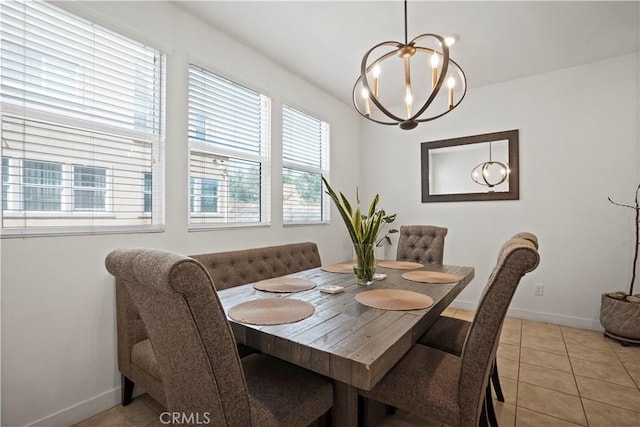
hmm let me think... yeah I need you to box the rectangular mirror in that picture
[421,130,519,202]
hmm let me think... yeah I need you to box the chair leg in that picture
[491,360,505,403]
[122,375,134,406]
[315,411,331,427]
[480,396,490,427]
[485,383,499,427]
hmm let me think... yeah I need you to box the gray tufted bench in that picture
[396,225,448,265]
[115,242,321,407]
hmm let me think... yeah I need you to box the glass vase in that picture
[353,243,376,286]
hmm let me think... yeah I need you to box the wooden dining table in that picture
[217,261,475,427]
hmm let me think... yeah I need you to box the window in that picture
[23,160,63,211]
[143,172,152,214]
[190,177,219,214]
[2,158,9,211]
[73,166,107,211]
[0,0,165,235]
[282,105,330,224]
[188,65,270,228]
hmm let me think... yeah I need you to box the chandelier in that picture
[471,142,509,188]
[352,0,467,130]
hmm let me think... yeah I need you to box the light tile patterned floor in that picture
[75,309,640,427]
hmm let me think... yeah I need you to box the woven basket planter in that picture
[600,293,640,340]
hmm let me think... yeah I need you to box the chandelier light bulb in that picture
[430,53,439,69]
[372,64,381,78]
[360,87,370,99]
[444,36,457,46]
[447,76,456,89]
[405,91,413,105]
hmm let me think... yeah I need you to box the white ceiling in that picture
[175,1,640,105]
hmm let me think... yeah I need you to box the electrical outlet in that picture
[535,284,544,296]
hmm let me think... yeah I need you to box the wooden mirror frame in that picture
[421,129,519,203]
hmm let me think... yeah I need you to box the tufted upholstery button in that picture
[395,225,448,265]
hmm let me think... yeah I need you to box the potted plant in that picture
[322,177,397,285]
[600,184,640,343]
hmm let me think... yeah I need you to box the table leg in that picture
[361,398,389,427]
[331,380,358,427]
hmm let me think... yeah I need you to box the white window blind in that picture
[188,65,270,228]
[282,105,329,224]
[0,0,165,236]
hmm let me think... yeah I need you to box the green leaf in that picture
[383,214,397,223]
[339,192,353,216]
[367,194,379,217]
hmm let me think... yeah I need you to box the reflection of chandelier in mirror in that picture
[471,142,509,188]
[352,0,467,130]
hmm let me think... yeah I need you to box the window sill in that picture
[188,222,270,232]
[283,221,330,227]
[1,225,164,238]
[189,213,224,218]
[2,211,116,219]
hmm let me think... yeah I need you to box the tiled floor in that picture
[76,309,640,427]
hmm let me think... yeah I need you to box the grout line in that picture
[562,326,591,426]
[516,377,579,397]
[518,360,572,375]
[573,372,640,391]
[515,406,587,427]
[580,397,640,415]
[607,340,640,391]
[513,317,523,427]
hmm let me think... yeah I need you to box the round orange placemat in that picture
[377,260,424,270]
[401,271,461,284]
[253,277,316,293]
[355,289,434,311]
[321,263,355,274]
[228,298,315,325]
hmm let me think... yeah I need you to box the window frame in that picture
[22,159,64,212]
[2,158,114,218]
[2,157,8,211]
[187,64,271,230]
[190,176,221,216]
[0,1,166,237]
[282,104,330,226]
[72,164,109,212]
[142,172,153,215]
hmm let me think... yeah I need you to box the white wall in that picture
[0,2,360,426]
[362,53,640,329]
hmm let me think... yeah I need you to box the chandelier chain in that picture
[404,0,408,45]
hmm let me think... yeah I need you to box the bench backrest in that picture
[191,242,321,290]
[116,242,321,376]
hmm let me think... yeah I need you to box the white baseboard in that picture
[25,387,122,427]
[450,300,603,331]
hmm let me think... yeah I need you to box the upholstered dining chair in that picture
[105,248,333,426]
[396,225,448,265]
[418,232,539,426]
[361,236,540,427]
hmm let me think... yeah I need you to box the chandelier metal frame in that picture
[352,0,467,130]
[471,142,509,188]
